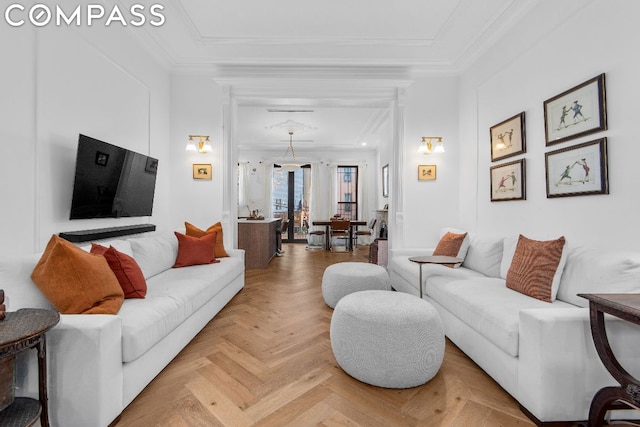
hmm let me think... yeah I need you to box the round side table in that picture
[409,255,463,298]
[0,308,60,427]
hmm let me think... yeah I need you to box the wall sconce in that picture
[185,135,212,154]
[418,137,444,155]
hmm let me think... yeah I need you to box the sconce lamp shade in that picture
[281,164,301,172]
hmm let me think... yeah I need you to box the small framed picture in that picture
[544,73,607,145]
[418,164,436,181]
[545,138,608,198]
[490,112,526,162]
[95,151,109,166]
[193,163,212,180]
[490,159,526,202]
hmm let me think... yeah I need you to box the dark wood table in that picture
[578,293,640,427]
[0,308,60,427]
[312,220,367,251]
[409,255,463,299]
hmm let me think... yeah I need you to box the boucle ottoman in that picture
[322,262,390,308]
[330,290,444,388]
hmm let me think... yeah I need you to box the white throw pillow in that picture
[129,233,179,279]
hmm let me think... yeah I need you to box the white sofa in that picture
[388,230,640,424]
[0,231,245,427]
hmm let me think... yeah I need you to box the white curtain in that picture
[237,162,249,217]
[357,161,374,244]
[328,163,338,217]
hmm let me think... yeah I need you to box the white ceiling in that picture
[141,0,537,153]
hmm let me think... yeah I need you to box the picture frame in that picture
[545,138,608,198]
[418,164,436,181]
[382,164,389,197]
[95,151,109,166]
[490,159,526,202]
[490,112,526,162]
[543,73,607,146]
[193,163,212,180]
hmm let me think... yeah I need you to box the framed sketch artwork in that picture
[193,164,212,180]
[544,73,607,145]
[490,112,526,162]
[418,165,436,181]
[490,159,526,202]
[545,138,608,198]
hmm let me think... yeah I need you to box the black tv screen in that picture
[70,134,158,220]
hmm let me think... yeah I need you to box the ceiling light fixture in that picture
[418,136,444,155]
[281,131,300,172]
[185,135,212,154]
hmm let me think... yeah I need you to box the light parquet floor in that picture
[114,243,538,427]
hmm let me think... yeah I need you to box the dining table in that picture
[312,220,367,251]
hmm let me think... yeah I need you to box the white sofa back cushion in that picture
[462,233,504,278]
[129,233,179,279]
[557,246,640,307]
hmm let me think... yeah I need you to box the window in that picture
[337,166,357,219]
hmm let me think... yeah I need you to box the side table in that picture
[409,256,463,299]
[579,293,640,427]
[0,308,60,427]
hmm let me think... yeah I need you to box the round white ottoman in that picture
[322,262,390,308]
[330,290,445,388]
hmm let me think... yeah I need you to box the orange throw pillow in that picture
[91,244,147,299]
[173,231,220,268]
[433,232,468,268]
[506,235,566,303]
[185,221,229,257]
[30,235,124,314]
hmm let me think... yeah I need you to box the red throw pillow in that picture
[432,232,468,268]
[91,244,147,299]
[173,231,220,268]
[184,221,229,257]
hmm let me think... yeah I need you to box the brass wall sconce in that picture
[418,137,444,155]
[185,135,212,154]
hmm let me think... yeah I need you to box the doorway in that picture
[272,165,310,243]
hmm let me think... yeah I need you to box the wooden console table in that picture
[0,308,60,427]
[579,293,640,427]
[238,218,279,269]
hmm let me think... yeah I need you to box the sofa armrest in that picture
[16,314,123,427]
[518,307,640,422]
[226,248,245,261]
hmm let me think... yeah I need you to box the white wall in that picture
[399,76,460,248]
[458,0,640,251]
[169,75,226,232]
[0,7,171,256]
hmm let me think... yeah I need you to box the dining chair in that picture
[354,218,376,250]
[330,219,351,252]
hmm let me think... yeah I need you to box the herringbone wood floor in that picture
[113,243,538,427]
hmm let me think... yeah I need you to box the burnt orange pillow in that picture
[91,244,147,299]
[185,221,229,257]
[173,231,220,268]
[433,232,468,268]
[506,235,566,303]
[30,235,124,314]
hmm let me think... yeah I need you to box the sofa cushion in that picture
[91,244,147,299]
[433,231,468,268]
[129,233,179,279]
[427,276,575,357]
[30,235,124,314]
[118,255,244,362]
[185,222,230,257]
[461,233,504,278]
[506,235,567,303]
[557,246,640,307]
[173,232,220,268]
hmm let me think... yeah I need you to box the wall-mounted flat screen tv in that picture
[69,134,158,220]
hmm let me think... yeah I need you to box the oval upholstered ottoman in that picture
[330,290,445,388]
[321,262,390,308]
